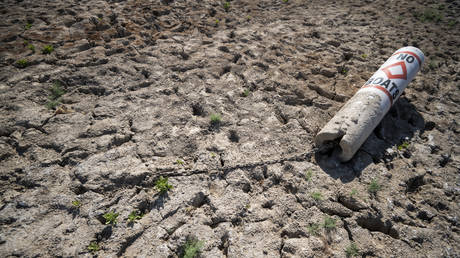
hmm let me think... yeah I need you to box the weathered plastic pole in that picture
[315,46,424,162]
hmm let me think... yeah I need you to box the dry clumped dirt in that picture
[0,0,459,257]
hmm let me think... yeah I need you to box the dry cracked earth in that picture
[0,0,459,257]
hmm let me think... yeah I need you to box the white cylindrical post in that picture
[315,46,425,162]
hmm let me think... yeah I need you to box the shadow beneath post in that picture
[314,97,426,183]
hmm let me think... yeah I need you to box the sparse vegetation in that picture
[341,67,348,75]
[88,242,100,253]
[155,176,173,194]
[103,211,119,225]
[311,192,323,201]
[25,22,32,30]
[307,223,320,236]
[16,59,28,68]
[210,113,222,125]
[361,54,368,58]
[448,20,457,28]
[223,2,230,11]
[128,211,143,223]
[181,238,204,258]
[397,141,410,150]
[71,200,81,208]
[282,0,288,3]
[350,188,358,197]
[42,45,54,54]
[176,159,185,165]
[368,179,381,194]
[46,82,65,109]
[28,44,35,53]
[345,242,359,257]
[322,216,336,230]
[305,169,313,182]
[416,8,443,23]
[242,88,250,97]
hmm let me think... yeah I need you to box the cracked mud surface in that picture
[1,0,459,257]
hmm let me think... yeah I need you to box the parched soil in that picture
[0,0,459,257]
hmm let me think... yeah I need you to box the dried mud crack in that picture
[1,0,459,257]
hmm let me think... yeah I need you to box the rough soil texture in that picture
[1,0,459,257]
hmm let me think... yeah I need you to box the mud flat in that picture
[0,0,459,257]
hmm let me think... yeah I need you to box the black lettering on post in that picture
[406,56,415,63]
[365,77,374,85]
[390,82,398,92]
[381,79,391,88]
[397,53,408,60]
[392,89,400,99]
[373,77,383,84]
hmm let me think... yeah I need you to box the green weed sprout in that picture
[128,211,143,223]
[28,44,35,52]
[210,113,222,125]
[345,242,359,257]
[397,141,410,150]
[155,176,173,194]
[350,188,358,197]
[25,23,32,30]
[16,59,28,68]
[42,45,54,54]
[282,0,288,3]
[305,169,313,182]
[103,211,119,225]
[176,159,185,165]
[182,239,204,258]
[223,2,230,11]
[311,192,323,201]
[368,179,381,194]
[242,89,250,97]
[46,82,65,109]
[307,223,320,236]
[361,53,368,58]
[88,242,100,253]
[323,216,336,230]
[71,200,81,208]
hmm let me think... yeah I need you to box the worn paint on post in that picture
[315,47,424,162]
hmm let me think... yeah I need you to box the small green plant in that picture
[42,45,54,54]
[345,242,359,257]
[88,242,100,253]
[305,169,313,182]
[448,20,457,28]
[341,67,348,75]
[368,179,381,194]
[210,113,222,125]
[128,211,143,223]
[322,216,336,230]
[46,82,65,109]
[307,223,320,236]
[25,23,32,30]
[103,211,119,225]
[71,200,81,208]
[242,89,250,97]
[428,61,438,70]
[215,19,219,25]
[176,159,185,165]
[350,188,358,197]
[155,176,173,194]
[27,44,35,52]
[16,59,28,68]
[397,141,410,150]
[223,2,230,11]
[182,238,204,258]
[416,8,443,23]
[311,192,323,201]
[282,0,288,3]
[210,152,216,158]
[361,54,368,58]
